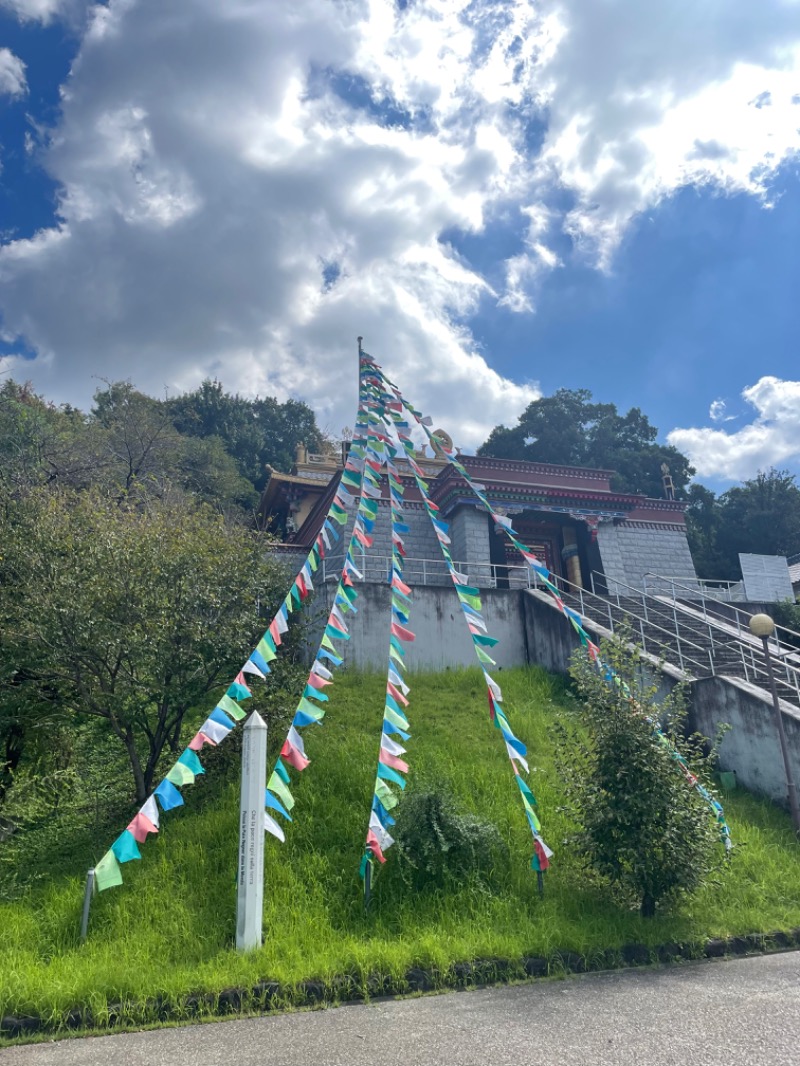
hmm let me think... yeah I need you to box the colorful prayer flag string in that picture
[92,385,380,891]
[361,444,413,887]
[365,351,731,852]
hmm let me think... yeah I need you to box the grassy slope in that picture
[2,666,800,1028]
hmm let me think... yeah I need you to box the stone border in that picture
[3,929,799,1041]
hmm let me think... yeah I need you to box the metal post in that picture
[760,636,800,836]
[80,868,95,942]
[236,711,268,951]
[364,855,372,912]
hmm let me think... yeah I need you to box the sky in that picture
[1,0,799,490]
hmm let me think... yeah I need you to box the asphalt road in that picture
[4,953,799,1066]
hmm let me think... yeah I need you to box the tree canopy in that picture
[478,388,694,498]
[0,487,289,802]
[686,469,800,579]
[0,376,325,510]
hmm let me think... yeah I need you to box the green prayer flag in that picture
[517,777,537,805]
[472,634,499,647]
[111,830,141,864]
[297,696,325,721]
[374,779,398,810]
[95,849,123,892]
[257,637,277,663]
[458,593,482,611]
[475,647,496,666]
[290,584,302,606]
[167,762,195,787]
[218,694,246,721]
[274,758,291,784]
[522,797,540,830]
[384,706,409,730]
[268,776,295,811]
[308,550,319,573]
[178,748,205,776]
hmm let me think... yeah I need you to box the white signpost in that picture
[236,711,267,952]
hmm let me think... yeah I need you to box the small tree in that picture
[1,487,289,802]
[557,636,724,917]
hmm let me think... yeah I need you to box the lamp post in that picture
[748,613,800,835]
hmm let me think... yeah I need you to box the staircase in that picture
[530,571,800,707]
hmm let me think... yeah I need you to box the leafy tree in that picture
[91,381,257,510]
[0,379,107,492]
[479,388,694,498]
[556,634,723,917]
[0,488,288,802]
[167,379,324,489]
[684,483,726,578]
[714,469,800,577]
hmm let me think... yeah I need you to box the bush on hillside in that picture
[555,634,726,917]
[392,786,505,891]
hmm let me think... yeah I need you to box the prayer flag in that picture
[94,850,123,892]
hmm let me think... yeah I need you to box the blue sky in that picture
[1,0,800,490]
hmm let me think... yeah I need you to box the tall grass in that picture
[1,666,799,1030]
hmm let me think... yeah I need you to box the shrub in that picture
[555,634,725,917]
[392,786,505,891]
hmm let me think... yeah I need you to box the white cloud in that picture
[1,0,800,443]
[0,48,27,98]
[0,0,542,447]
[0,0,84,23]
[668,377,800,481]
[709,399,736,423]
[533,0,800,268]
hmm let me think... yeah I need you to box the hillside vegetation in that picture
[1,667,799,1033]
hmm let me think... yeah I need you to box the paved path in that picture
[4,953,799,1066]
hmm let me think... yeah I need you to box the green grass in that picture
[1,666,800,1034]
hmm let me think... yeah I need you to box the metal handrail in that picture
[544,571,800,704]
[534,569,718,679]
[319,555,533,590]
[643,572,800,647]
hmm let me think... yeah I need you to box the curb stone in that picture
[3,928,800,1041]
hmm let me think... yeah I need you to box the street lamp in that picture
[748,613,800,835]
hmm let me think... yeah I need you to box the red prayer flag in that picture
[387,681,408,707]
[379,749,409,774]
[366,829,386,864]
[127,812,158,843]
[280,740,310,772]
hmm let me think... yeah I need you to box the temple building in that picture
[259,441,698,593]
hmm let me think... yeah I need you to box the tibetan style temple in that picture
[259,442,698,593]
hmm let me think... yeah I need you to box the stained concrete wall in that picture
[309,583,528,671]
[689,676,800,805]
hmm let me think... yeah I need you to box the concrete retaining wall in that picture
[309,583,528,671]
